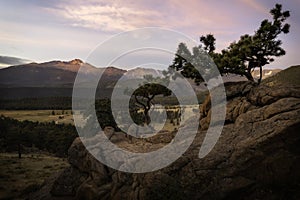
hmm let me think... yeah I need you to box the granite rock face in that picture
[50,82,300,200]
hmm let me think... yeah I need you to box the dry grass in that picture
[0,153,69,200]
[0,110,74,125]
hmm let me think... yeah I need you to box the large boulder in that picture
[49,82,300,200]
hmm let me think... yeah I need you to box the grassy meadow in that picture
[0,110,74,125]
[0,153,69,200]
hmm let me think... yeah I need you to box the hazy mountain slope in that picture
[0,58,289,99]
[0,60,126,88]
[0,65,77,87]
[124,67,163,79]
[262,65,300,86]
[0,60,127,99]
[251,68,281,80]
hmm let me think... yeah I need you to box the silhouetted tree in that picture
[219,4,290,83]
[170,4,290,84]
[169,43,212,85]
[200,34,216,54]
[129,75,172,125]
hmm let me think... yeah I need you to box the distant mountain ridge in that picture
[0,59,283,99]
[124,67,163,79]
[0,59,162,99]
[0,59,126,87]
[262,65,300,86]
[252,68,282,80]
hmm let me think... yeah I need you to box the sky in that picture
[0,0,299,70]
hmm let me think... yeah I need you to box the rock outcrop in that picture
[48,82,300,200]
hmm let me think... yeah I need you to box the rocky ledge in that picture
[40,81,300,200]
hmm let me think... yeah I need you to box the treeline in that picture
[0,116,77,157]
[0,96,201,110]
[0,97,72,110]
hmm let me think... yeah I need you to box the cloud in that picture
[237,0,268,14]
[40,0,253,55]
[45,0,236,34]
[46,2,161,32]
[0,55,32,68]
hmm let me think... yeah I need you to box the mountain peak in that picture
[69,59,83,65]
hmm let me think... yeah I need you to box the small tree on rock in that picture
[128,75,172,125]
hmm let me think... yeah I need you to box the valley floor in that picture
[0,153,69,200]
[0,110,74,125]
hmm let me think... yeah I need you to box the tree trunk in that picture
[18,143,21,159]
[258,65,263,84]
[245,62,256,82]
[144,109,151,125]
[245,71,254,82]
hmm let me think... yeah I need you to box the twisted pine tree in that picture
[170,4,290,84]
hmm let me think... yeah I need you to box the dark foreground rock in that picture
[40,82,300,200]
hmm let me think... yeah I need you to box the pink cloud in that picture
[44,0,285,53]
[46,0,237,34]
[236,0,268,14]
